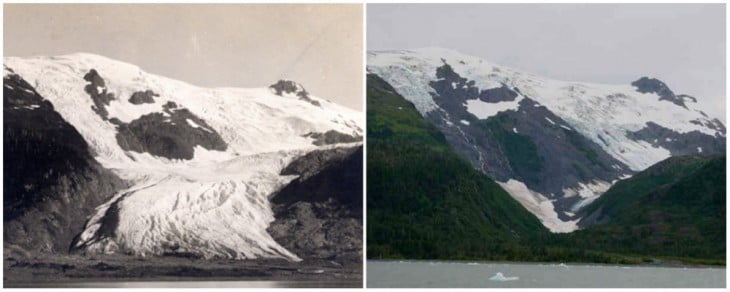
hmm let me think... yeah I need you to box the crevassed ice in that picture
[5,53,364,261]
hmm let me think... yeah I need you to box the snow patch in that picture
[562,180,611,199]
[465,95,524,120]
[497,179,578,233]
[186,118,212,133]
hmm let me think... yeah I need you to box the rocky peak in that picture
[269,80,321,107]
[631,77,691,108]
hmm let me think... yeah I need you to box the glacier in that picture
[4,53,363,260]
[368,47,724,233]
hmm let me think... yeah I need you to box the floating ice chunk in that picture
[489,272,519,281]
[512,127,518,133]
[545,117,556,125]
[697,147,703,153]
[461,120,470,126]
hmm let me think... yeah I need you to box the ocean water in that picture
[367,260,726,288]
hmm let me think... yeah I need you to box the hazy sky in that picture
[5,4,363,110]
[368,4,725,121]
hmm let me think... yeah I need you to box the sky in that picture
[368,4,726,121]
[4,4,363,110]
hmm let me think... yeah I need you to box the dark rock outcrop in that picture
[303,130,362,146]
[268,146,363,260]
[269,80,321,107]
[79,69,228,160]
[479,84,519,103]
[114,103,228,160]
[83,69,116,119]
[626,121,726,156]
[128,90,158,105]
[418,62,632,216]
[631,77,692,108]
[4,72,127,253]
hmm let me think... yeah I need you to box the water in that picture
[367,260,726,288]
[6,280,361,288]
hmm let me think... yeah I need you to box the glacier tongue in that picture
[5,53,364,261]
[74,150,306,261]
[497,179,579,233]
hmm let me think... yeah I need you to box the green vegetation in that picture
[366,74,725,266]
[367,74,547,260]
[565,155,726,261]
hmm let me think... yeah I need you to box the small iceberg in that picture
[489,272,519,282]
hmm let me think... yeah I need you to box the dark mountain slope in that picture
[4,71,126,253]
[268,146,363,261]
[366,74,547,260]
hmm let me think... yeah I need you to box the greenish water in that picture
[367,260,725,288]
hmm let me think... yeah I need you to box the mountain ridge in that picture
[367,47,725,232]
[4,53,363,261]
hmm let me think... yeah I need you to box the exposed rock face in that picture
[479,84,519,103]
[627,122,726,156]
[268,146,363,260]
[83,69,115,119]
[128,90,158,104]
[115,101,228,160]
[269,80,321,107]
[422,62,631,215]
[303,130,362,146]
[80,69,228,160]
[631,77,691,108]
[4,72,127,253]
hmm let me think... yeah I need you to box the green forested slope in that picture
[366,74,547,260]
[563,155,726,262]
[366,73,725,265]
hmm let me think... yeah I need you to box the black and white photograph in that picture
[3,3,363,288]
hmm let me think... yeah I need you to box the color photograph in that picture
[366,3,726,288]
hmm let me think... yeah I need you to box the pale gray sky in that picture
[368,4,725,121]
[5,4,363,110]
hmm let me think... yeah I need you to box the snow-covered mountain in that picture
[368,48,725,232]
[4,53,362,261]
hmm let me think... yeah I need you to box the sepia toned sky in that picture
[368,4,726,121]
[4,4,363,110]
